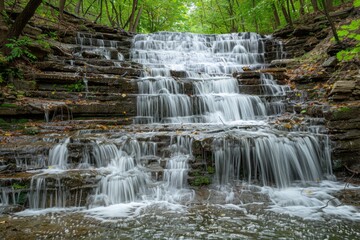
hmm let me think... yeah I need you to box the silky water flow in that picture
[4,32,359,239]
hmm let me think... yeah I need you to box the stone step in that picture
[35,61,142,77]
[24,91,137,101]
[23,72,138,94]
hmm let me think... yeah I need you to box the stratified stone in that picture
[329,81,355,95]
[269,59,299,68]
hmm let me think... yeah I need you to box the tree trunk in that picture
[272,3,281,27]
[131,5,142,32]
[299,0,305,15]
[321,0,340,43]
[252,0,258,32]
[286,0,293,26]
[109,0,120,28]
[280,2,291,26]
[94,0,103,23]
[290,0,296,12]
[240,16,245,32]
[0,0,4,12]
[127,0,138,32]
[0,0,42,49]
[75,0,82,15]
[59,0,66,20]
[325,0,333,11]
[311,0,319,12]
[83,0,97,17]
[105,0,115,27]
[0,0,6,44]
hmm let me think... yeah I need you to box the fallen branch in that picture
[319,197,342,210]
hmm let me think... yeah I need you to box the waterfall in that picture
[18,31,342,223]
[131,32,333,189]
[213,130,332,188]
[48,138,70,169]
[132,32,285,124]
[164,136,192,190]
[75,32,124,64]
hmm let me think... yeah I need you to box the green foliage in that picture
[192,175,211,186]
[47,31,58,40]
[190,170,212,186]
[0,103,18,108]
[5,37,37,62]
[23,126,40,135]
[67,80,85,92]
[336,19,360,62]
[36,34,51,49]
[207,166,215,174]
[0,53,6,83]
[0,118,28,131]
[0,67,23,83]
[337,106,351,112]
[12,183,27,190]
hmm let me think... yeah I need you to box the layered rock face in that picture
[273,6,360,175]
[0,17,141,121]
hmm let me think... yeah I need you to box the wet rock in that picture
[269,59,299,68]
[0,204,25,214]
[170,70,187,78]
[109,50,119,60]
[233,71,260,79]
[292,26,313,37]
[82,51,102,59]
[334,189,360,206]
[322,56,338,68]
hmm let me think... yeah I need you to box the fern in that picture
[5,37,37,62]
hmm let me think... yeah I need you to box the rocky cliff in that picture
[273,5,360,180]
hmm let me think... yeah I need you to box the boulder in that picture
[322,56,338,68]
[329,81,355,96]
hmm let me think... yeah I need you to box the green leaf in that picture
[337,29,349,37]
[354,0,360,7]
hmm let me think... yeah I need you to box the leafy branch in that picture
[5,36,37,62]
[336,0,360,62]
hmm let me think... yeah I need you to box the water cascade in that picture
[132,32,286,124]
[3,32,359,237]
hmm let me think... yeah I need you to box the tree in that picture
[0,0,43,49]
[59,0,66,20]
[0,0,5,44]
[299,0,305,15]
[279,0,293,27]
[75,0,82,15]
[272,2,281,28]
[320,0,340,44]
[336,0,360,61]
[311,0,319,12]
[0,0,4,12]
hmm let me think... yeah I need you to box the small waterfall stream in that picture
[3,31,359,238]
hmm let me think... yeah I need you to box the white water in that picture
[75,32,124,63]
[12,32,359,228]
[132,32,285,124]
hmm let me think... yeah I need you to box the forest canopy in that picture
[1,0,356,34]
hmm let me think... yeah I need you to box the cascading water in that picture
[130,32,332,187]
[132,32,285,124]
[10,32,360,238]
